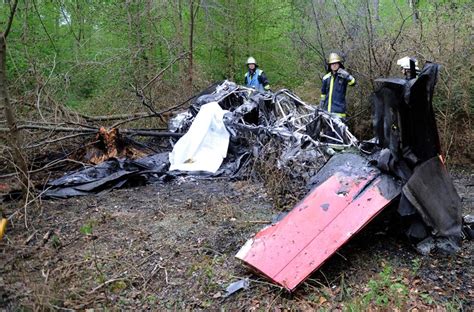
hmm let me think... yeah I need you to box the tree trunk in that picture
[409,0,419,22]
[173,0,185,85]
[0,35,29,193]
[373,0,380,21]
[187,0,195,94]
[224,0,236,81]
[147,0,156,80]
[126,0,142,87]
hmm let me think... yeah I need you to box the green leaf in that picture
[80,222,93,235]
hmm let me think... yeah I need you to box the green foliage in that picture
[420,293,434,305]
[411,257,421,276]
[2,0,471,98]
[109,280,127,293]
[358,264,409,309]
[51,234,61,249]
[95,272,106,284]
[80,221,93,235]
[146,294,157,305]
[444,295,464,312]
[0,0,471,162]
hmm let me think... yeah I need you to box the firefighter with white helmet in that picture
[244,57,270,93]
[320,52,356,119]
[397,56,420,80]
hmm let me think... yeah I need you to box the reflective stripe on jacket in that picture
[320,72,355,116]
[245,69,266,92]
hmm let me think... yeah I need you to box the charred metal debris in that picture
[43,80,357,198]
[39,63,468,272]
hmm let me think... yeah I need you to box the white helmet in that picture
[246,57,257,65]
[397,56,419,70]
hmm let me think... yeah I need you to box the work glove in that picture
[337,68,350,79]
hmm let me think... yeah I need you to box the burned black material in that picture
[307,153,401,202]
[373,63,441,166]
[43,153,170,198]
[403,156,462,238]
[371,63,462,252]
[190,81,244,116]
[307,153,374,190]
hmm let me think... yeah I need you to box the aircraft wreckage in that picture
[40,62,471,291]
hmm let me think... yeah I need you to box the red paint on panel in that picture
[236,171,398,291]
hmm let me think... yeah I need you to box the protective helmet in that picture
[246,57,257,65]
[328,53,343,65]
[397,56,419,70]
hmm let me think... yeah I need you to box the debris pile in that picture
[38,62,467,292]
[236,152,401,290]
[44,80,354,197]
[234,62,467,290]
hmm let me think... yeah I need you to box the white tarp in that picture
[169,102,230,173]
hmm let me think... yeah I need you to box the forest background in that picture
[0,1,472,309]
[0,0,472,176]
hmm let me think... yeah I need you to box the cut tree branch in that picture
[0,124,183,138]
[82,112,150,122]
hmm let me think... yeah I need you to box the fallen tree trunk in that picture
[0,124,183,137]
[81,112,150,122]
[77,92,196,125]
[1,0,28,195]
[120,129,182,137]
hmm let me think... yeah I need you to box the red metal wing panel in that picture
[236,168,399,291]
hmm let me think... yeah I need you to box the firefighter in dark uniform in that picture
[319,53,356,119]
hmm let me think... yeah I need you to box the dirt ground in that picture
[0,167,473,310]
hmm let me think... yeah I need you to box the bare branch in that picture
[24,132,94,149]
[36,54,57,122]
[310,1,327,66]
[140,52,189,92]
[81,112,150,122]
[0,158,92,179]
[0,124,183,138]
[332,0,353,41]
[111,89,197,128]
[32,0,58,53]
[3,0,19,38]
[297,33,325,62]
[57,0,81,43]
[0,125,98,133]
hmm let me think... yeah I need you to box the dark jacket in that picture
[320,71,355,116]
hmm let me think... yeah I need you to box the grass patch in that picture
[349,264,409,310]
